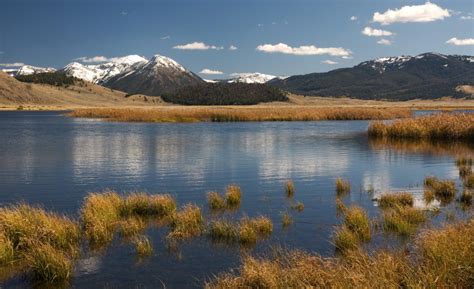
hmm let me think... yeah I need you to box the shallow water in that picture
[0,111,470,288]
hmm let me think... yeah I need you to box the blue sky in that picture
[0,0,473,78]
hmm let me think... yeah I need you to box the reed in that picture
[383,206,426,236]
[378,192,414,208]
[225,184,242,207]
[423,176,456,203]
[456,156,473,166]
[133,235,153,256]
[423,189,435,203]
[291,201,304,212]
[119,217,146,238]
[0,233,14,265]
[284,180,295,198]
[460,190,473,206]
[206,219,474,288]
[121,193,176,218]
[368,113,474,141]
[26,243,73,283]
[207,191,226,211]
[168,204,204,239]
[69,107,412,123]
[343,206,371,241]
[464,173,474,189]
[335,178,351,195]
[459,165,472,178]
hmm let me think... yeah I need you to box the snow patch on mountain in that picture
[16,65,56,76]
[228,72,278,83]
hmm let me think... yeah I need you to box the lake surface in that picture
[0,111,470,288]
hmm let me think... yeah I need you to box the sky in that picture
[0,0,473,78]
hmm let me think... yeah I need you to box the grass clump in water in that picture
[423,189,435,203]
[291,201,304,212]
[335,178,351,195]
[464,173,474,189]
[334,225,359,252]
[209,220,238,242]
[456,156,473,166]
[207,191,226,211]
[133,235,153,256]
[343,206,371,241]
[121,193,176,218]
[26,243,74,283]
[281,212,293,227]
[459,190,472,206]
[378,192,414,208]
[424,176,456,203]
[168,204,204,239]
[285,180,295,198]
[225,184,242,207]
[119,217,146,238]
[238,216,273,245]
[383,206,426,236]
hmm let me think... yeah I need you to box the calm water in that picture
[0,111,469,288]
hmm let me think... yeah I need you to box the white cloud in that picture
[460,13,474,20]
[373,2,450,25]
[350,16,357,21]
[199,68,224,75]
[377,38,392,45]
[229,45,238,50]
[173,42,224,50]
[256,43,352,57]
[160,35,170,40]
[362,26,394,37]
[321,60,338,65]
[73,56,110,63]
[446,37,474,46]
[0,62,25,67]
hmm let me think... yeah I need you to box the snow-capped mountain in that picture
[228,72,278,84]
[1,65,56,77]
[270,52,474,100]
[103,54,203,96]
[61,55,147,84]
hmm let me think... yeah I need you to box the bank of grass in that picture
[68,107,412,123]
[383,206,427,236]
[206,218,474,288]
[0,204,80,282]
[335,178,351,195]
[342,205,371,242]
[378,192,414,208]
[368,112,474,141]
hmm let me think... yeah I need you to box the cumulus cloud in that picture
[446,37,474,46]
[377,38,392,45]
[460,13,474,20]
[229,45,238,50]
[362,26,394,37]
[173,42,224,50]
[199,68,224,75]
[160,35,170,40]
[256,43,352,57]
[73,56,110,63]
[0,62,25,67]
[350,16,357,21]
[373,2,450,25]
[321,60,338,65]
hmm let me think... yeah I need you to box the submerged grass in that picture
[378,192,414,208]
[133,235,153,256]
[281,212,293,227]
[424,176,456,203]
[206,219,474,288]
[368,112,474,141]
[284,180,294,198]
[69,107,412,123]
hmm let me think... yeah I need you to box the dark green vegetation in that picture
[270,53,474,100]
[15,72,80,87]
[161,83,288,105]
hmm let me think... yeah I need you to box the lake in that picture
[0,111,470,288]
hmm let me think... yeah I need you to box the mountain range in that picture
[3,52,474,100]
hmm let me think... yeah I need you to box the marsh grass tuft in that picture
[378,192,414,208]
[343,206,371,241]
[459,190,472,206]
[0,233,14,265]
[423,189,435,203]
[335,178,351,195]
[26,243,73,283]
[209,220,238,242]
[119,217,146,238]
[207,191,226,211]
[285,180,295,198]
[168,204,204,239]
[133,235,153,256]
[291,201,304,212]
[281,212,293,227]
[225,185,242,207]
[424,176,456,203]
[456,156,473,166]
[121,193,176,218]
[335,198,346,214]
[334,225,359,252]
[464,173,474,189]
[238,216,273,245]
[383,206,426,236]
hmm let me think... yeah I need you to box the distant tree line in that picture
[161,83,288,105]
[15,72,80,87]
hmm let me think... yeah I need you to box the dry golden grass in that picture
[119,217,146,238]
[378,192,414,208]
[383,206,427,236]
[460,190,473,206]
[133,235,153,256]
[369,113,474,141]
[209,220,239,242]
[207,191,226,211]
[281,212,293,227]
[225,185,242,208]
[168,204,205,239]
[284,180,294,198]
[69,107,412,122]
[121,192,176,218]
[465,173,474,189]
[342,206,371,241]
[206,219,474,288]
[424,176,456,203]
[334,225,359,252]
